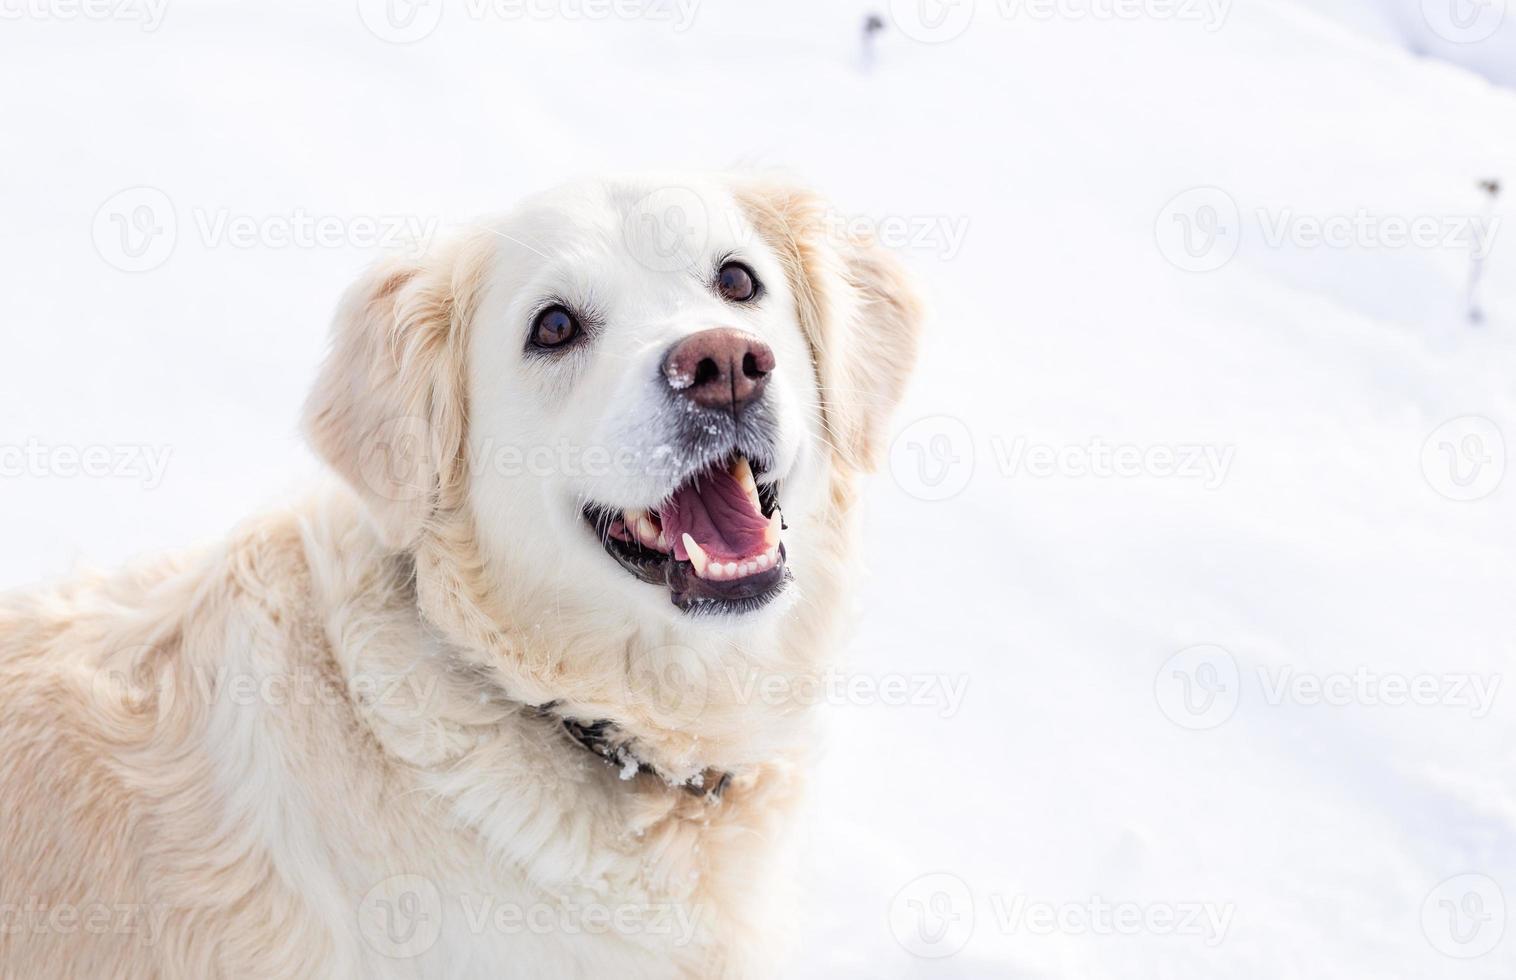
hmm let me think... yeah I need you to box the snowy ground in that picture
[3,0,1516,976]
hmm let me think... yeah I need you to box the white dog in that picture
[0,174,922,978]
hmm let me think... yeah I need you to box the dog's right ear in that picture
[732,178,926,476]
[303,241,487,549]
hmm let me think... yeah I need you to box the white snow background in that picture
[3,0,1516,976]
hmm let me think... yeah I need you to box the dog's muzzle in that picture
[582,328,791,615]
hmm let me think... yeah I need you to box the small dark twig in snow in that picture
[862,12,886,71]
[1467,178,1501,326]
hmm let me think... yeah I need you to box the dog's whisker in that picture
[468,223,553,261]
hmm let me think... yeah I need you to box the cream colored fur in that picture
[0,175,923,979]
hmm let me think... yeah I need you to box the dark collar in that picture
[536,704,731,801]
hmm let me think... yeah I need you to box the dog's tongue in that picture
[663,458,770,561]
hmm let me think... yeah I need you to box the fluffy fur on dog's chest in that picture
[1,495,812,977]
[0,174,922,979]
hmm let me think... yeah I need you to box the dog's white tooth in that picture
[764,510,782,547]
[636,516,661,548]
[739,562,753,577]
[723,562,739,577]
[625,508,645,529]
[681,534,709,577]
[755,553,771,570]
[656,530,670,552]
[731,456,758,500]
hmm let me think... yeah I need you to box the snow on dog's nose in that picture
[662,328,774,415]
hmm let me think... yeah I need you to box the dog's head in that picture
[305,174,922,636]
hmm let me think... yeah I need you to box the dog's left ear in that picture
[303,236,490,548]
[733,179,926,474]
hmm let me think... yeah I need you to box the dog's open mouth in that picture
[583,455,790,615]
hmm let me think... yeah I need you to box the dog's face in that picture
[465,177,825,620]
[305,174,921,633]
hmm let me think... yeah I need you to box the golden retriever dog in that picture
[0,174,922,979]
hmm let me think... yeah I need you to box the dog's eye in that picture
[530,305,581,350]
[716,261,759,303]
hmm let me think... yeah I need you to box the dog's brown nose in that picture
[662,328,775,413]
